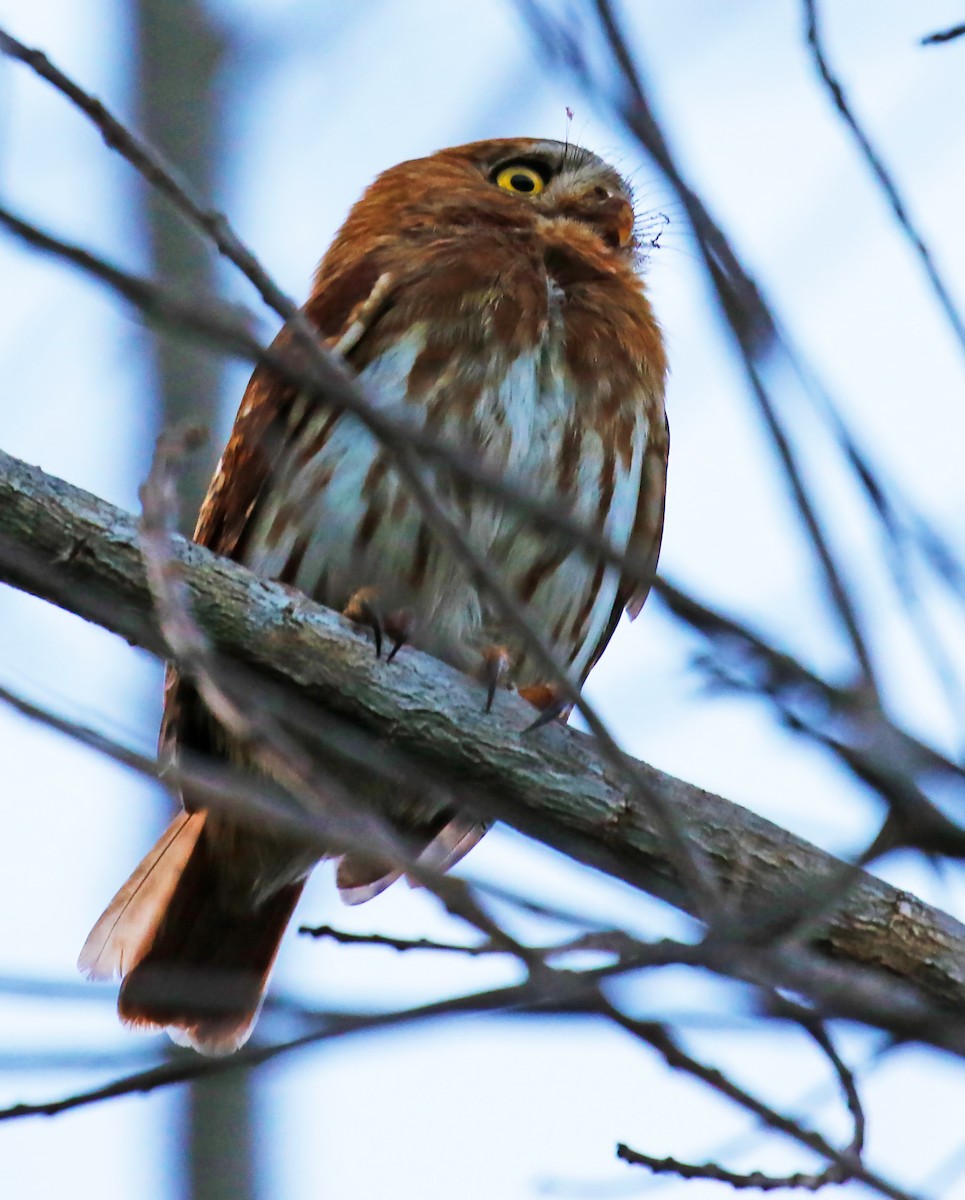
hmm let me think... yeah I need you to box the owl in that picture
[79,138,668,1053]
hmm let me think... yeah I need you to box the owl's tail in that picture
[78,812,304,1055]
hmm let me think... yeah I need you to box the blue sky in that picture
[1,2,964,1197]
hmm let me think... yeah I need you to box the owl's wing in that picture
[580,405,668,683]
[195,257,392,559]
[161,256,394,764]
[624,407,669,621]
[165,259,488,901]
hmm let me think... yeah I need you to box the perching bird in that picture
[79,138,669,1053]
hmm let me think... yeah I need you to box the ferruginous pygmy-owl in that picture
[79,138,668,1053]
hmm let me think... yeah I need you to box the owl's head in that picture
[336,138,638,258]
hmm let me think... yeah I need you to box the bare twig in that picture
[0,27,299,320]
[804,0,965,357]
[616,1144,843,1192]
[606,1005,913,1200]
[519,0,882,700]
[0,979,545,1122]
[296,924,635,962]
[804,1022,865,1164]
[921,23,965,46]
[297,925,501,955]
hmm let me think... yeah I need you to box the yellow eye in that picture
[494,164,546,195]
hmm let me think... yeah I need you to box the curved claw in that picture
[385,610,416,662]
[480,645,511,712]
[518,683,570,733]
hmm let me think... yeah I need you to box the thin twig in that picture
[804,0,965,356]
[516,0,883,702]
[616,1144,843,1192]
[804,1022,865,1163]
[920,23,965,46]
[0,962,918,1200]
[604,1004,915,1200]
[0,979,547,1121]
[0,28,299,321]
[297,925,498,954]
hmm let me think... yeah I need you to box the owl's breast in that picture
[241,234,663,681]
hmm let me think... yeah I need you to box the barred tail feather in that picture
[80,813,304,1055]
[412,815,487,879]
[78,812,206,982]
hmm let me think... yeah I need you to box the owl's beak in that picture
[552,189,636,250]
[601,195,636,249]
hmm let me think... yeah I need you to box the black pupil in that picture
[510,172,536,192]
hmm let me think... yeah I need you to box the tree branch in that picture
[3,445,965,1027]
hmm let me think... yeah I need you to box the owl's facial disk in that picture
[474,138,637,252]
[357,139,637,256]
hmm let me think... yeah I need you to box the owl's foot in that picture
[343,587,383,656]
[518,683,572,732]
[342,588,415,660]
[479,644,512,712]
[384,609,416,662]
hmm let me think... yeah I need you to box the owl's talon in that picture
[518,683,571,733]
[480,645,512,712]
[343,587,383,658]
[385,610,416,662]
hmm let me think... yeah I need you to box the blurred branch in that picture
[920,22,965,47]
[803,0,965,358]
[519,0,881,699]
[0,27,295,320]
[655,577,963,782]
[0,975,913,1200]
[0,979,542,1122]
[4,448,965,1031]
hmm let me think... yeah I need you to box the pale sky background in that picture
[1,2,964,1198]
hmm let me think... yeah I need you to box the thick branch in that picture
[3,445,965,1018]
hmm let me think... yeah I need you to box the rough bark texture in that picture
[2,445,965,1015]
